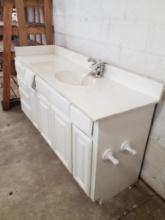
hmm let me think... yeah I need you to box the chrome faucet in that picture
[88,57,106,78]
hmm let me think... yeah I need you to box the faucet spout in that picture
[88,57,106,78]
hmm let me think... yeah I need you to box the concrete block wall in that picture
[53,0,165,199]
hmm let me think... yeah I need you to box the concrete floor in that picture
[0,103,165,220]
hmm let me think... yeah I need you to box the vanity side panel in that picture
[93,104,155,201]
[90,121,99,201]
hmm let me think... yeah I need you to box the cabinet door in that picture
[21,99,31,120]
[19,86,31,120]
[72,126,93,195]
[30,89,39,129]
[51,106,72,172]
[38,94,51,145]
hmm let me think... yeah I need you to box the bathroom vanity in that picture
[15,45,163,201]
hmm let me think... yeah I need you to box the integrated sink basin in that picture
[55,71,96,86]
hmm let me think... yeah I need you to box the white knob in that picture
[121,141,137,156]
[102,149,119,166]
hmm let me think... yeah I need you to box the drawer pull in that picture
[31,75,36,90]
[120,141,137,156]
[102,149,119,166]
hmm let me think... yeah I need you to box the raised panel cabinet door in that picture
[30,89,39,129]
[38,94,51,146]
[51,107,72,172]
[72,126,93,195]
[19,86,32,120]
[21,99,31,120]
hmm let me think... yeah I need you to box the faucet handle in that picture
[102,148,119,166]
[88,57,97,64]
[88,57,107,65]
[120,141,137,156]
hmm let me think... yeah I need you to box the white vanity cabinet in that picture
[72,126,93,195]
[51,106,72,172]
[16,66,162,202]
[15,45,163,202]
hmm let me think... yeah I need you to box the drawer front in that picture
[50,89,70,117]
[17,76,27,91]
[17,68,35,91]
[24,68,35,88]
[71,106,93,137]
[36,76,52,100]
[15,61,26,78]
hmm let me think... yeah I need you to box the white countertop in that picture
[15,45,163,121]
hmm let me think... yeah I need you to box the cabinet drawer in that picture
[15,61,26,78]
[50,89,70,117]
[36,76,52,100]
[17,68,34,91]
[17,76,27,91]
[71,106,93,137]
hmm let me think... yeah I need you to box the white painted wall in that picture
[52,0,165,198]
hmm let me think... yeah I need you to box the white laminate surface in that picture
[15,46,163,121]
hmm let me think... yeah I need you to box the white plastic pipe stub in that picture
[102,149,119,166]
[120,141,137,156]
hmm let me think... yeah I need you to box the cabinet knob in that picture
[120,141,137,156]
[102,149,119,166]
